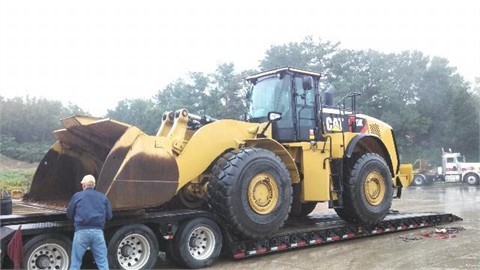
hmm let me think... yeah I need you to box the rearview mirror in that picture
[268,112,282,121]
[302,76,313,90]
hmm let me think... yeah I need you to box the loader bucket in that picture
[23,115,179,211]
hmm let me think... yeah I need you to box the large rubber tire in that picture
[174,217,222,269]
[413,174,426,186]
[334,153,393,225]
[107,224,159,270]
[464,173,480,186]
[207,148,293,239]
[22,234,71,270]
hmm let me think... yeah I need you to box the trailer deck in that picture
[1,206,462,269]
[225,211,462,259]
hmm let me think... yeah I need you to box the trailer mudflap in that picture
[227,211,462,259]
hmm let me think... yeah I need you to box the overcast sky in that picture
[1,0,479,116]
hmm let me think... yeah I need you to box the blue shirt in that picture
[66,187,113,231]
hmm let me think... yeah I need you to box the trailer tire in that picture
[207,148,293,239]
[464,173,480,186]
[22,234,71,270]
[174,217,222,269]
[336,153,393,224]
[108,224,159,270]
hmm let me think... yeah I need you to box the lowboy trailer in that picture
[0,206,461,269]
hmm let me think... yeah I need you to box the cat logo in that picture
[325,116,344,132]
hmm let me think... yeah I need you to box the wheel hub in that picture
[187,226,215,260]
[364,171,385,206]
[189,233,206,249]
[414,175,424,185]
[121,244,134,257]
[117,234,150,270]
[27,242,69,270]
[36,254,51,269]
[466,175,478,185]
[248,173,279,214]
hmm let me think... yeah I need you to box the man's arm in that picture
[66,196,76,220]
[105,199,113,220]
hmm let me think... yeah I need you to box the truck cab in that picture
[246,67,320,142]
[442,152,463,182]
[442,149,480,185]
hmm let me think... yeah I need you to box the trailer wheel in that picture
[464,173,480,186]
[108,224,159,270]
[174,217,222,269]
[207,148,293,238]
[22,234,71,270]
[336,153,393,224]
[413,174,426,186]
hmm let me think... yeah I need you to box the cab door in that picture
[294,76,316,141]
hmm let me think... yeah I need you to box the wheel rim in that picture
[414,176,424,185]
[116,233,151,270]
[26,243,69,270]
[188,226,216,260]
[466,175,478,185]
[248,172,279,214]
[364,171,386,206]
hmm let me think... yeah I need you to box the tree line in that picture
[1,36,479,164]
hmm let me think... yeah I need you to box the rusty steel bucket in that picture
[23,115,179,211]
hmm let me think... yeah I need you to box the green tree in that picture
[210,63,247,119]
[106,99,162,135]
[260,36,340,73]
[0,95,87,161]
[155,72,210,116]
[473,77,480,161]
[0,96,85,144]
[154,63,249,120]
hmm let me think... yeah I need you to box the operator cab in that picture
[246,67,321,142]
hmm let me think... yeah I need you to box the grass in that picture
[0,168,35,195]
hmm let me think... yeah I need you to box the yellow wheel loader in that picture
[24,67,412,239]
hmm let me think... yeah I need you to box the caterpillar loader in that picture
[23,67,413,239]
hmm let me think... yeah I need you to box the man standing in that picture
[67,174,113,270]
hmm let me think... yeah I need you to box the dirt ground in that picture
[0,154,37,171]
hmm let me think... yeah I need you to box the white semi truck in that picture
[413,148,480,186]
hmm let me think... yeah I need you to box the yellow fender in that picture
[175,120,301,190]
[175,119,259,190]
[243,138,300,184]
